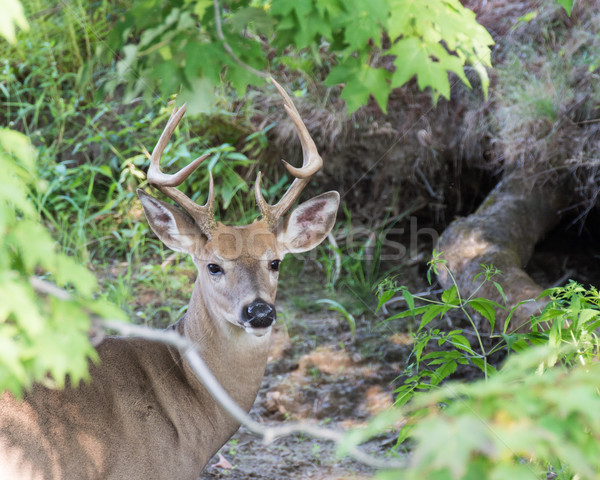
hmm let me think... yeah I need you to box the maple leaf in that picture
[325,58,391,113]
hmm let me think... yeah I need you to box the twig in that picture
[415,166,443,201]
[29,276,72,301]
[212,0,270,79]
[103,320,406,470]
[29,276,405,470]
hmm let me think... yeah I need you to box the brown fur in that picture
[0,191,339,480]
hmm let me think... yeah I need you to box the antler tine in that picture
[147,103,217,237]
[255,78,324,228]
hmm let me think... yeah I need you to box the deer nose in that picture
[242,299,276,329]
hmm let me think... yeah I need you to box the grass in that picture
[493,4,600,172]
[98,257,195,328]
[2,1,270,263]
[2,0,401,334]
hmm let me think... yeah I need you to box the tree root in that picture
[438,172,567,332]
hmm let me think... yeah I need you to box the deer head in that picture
[138,79,339,337]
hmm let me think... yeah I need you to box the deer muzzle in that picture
[241,299,276,333]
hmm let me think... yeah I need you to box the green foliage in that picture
[378,260,507,408]
[2,12,262,263]
[103,0,493,114]
[0,0,28,44]
[386,347,600,480]
[379,257,600,411]
[325,0,493,110]
[363,265,600,479]
[318,207,396,309]
[556,0,575,15]
[534,281,600,368]
[0,128,125,397]
[316,298,356,338]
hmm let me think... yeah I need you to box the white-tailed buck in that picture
[0,79,339,480]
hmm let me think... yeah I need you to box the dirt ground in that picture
[199,299,411,480]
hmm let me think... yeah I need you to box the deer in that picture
[0,78,340,480]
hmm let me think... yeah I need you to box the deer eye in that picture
[269,259,281,272]
[207,263,223,275]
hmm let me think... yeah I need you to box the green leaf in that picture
[431,360,457,385]
[317,299,356,337]
[325,57,392,113]
[468,298,502,331]
[192,0,213,21]
[375,288,396,313]
[493,281,507,305]
[387,0,419,40]
[420,305,443,329]
[184,42,225,86]
[386,305,429,321]
[179,77,217,115]
[333,0,389,53]
[449,334,473,354]
[470,357,497,375]
[411,414,492,478]
[403,287,415,315]
[556,0,574,15]
[0,0,29,44]
[229,7,275,36]
[388,37,451,101]
[441,285,458,304]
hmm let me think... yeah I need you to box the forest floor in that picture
[198,287,413,480]
[194,221,600,479]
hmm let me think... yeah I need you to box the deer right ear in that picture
[138,189,204,254]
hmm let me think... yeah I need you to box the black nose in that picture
[242,299,276,329]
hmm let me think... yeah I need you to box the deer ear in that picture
[138,189,203,254]
[277,191,340,254]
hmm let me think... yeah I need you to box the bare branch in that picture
[29,276,72,301]
[28,277,405,470]
[102,320,407,470]
[212,0,270,79]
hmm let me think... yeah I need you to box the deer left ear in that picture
[277,191,340,254]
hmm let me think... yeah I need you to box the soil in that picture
[199,297,411,480]
[194,204,600,480]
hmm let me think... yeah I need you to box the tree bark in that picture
[438,172,566,332]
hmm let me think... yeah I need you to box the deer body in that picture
[0,79,339,480]
[0,338,264,480]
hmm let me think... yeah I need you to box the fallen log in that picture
[438,171,567,332]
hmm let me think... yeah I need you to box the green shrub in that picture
[360,261,600,479]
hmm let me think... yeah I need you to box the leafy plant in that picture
[0,128,125,397]
[533,280,600,368]
[377,258,507,407]
[377,254,600,411]
[368,345,600,480]
[557,0,575,15]
[319,208,397,307]
[104,0,494,114]
[339,271,600,479]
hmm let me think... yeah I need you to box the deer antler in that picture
[255,78,323,229]
[147,104,217,237]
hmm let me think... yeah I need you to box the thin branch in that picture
[102,320,407,470]
[29,276,72,301]
[212,0,270,79]
[29,276,406,470]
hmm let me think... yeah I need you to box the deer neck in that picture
[177,279,271,413]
